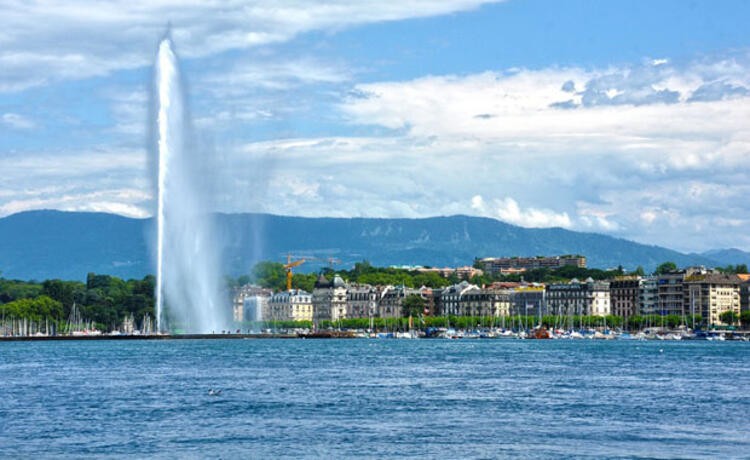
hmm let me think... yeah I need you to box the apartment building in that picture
[684,274,741,326]
[268,289,313,322]
[477,255,586,276]
[232,284,273,322]
[609,276,641,320]
[546,278,610,316]
[509,285,546,317]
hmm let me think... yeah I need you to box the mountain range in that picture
[0,210,747,281]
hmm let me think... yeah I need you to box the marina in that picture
[2,327,748,341]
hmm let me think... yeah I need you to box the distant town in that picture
[232,255,749,338]
[2,254,749,339]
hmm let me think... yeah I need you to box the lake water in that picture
[1,339,748,459]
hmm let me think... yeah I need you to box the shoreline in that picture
[1,330,748,342]
[0,330,362,342]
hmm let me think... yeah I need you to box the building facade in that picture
[232,284,273,322]
[656,267,713,317]
[509,285,546,317]
[656,272,686,317]
[738,274,750,313]
[609,276,641,320]
[639,276,659,315]
[312,274,348,323]
[438,281,479,316]
[345,283,380,319]
[378,285,423,318]
[477,255,586,275]
[685,274,741,327]
[268,289,313,322]
[546,278,610,316]
[460,287,512,317]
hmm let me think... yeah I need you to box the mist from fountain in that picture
[154,37,229,333]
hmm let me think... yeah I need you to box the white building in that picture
[685,274,741,327]
[268,289,313,322]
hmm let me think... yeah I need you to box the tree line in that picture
[0,274,155,331]
[229,260,642,293]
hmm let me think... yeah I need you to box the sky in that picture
[1,0,749,253]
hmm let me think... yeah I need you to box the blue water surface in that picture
[1,339,748,459]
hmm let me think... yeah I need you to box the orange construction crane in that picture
[283,254,306,291]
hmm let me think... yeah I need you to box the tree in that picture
[631,266,645,276]
[655,262,677,275]
[291,273,317,292]
[351,260,375,278]
[716,264,749,275]
[719,310,738,326]
[401,294,425,318]
[2,296,63,322]
[740,310,750,328]
[236,275,251,286]
[251,261,287,291]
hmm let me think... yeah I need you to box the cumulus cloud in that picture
[0,188,151,218]
[0,147,150,218]
[494,197,572,228]
[471,194,571,228]
[0,0,502,91]
[331,53,750,250]
[69,48,746,252]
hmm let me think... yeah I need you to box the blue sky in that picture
[1,0,749,252]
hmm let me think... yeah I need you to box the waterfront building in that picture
[419,286,440,316]
[656,267,713,317]
[684,274,741,327]
[268,289,313,322]
[509,285,546,317]
[232,284,272,322]
[639,276,659,315]
[378,285,423,318]
[657,271,686,317]
[476,255,586,276]
[738,274,750,312]
[546,278,610,316]
[312,274,347,323]
[438,281,479,316]
[460,287,511,317]
[609,276,641,320]
[346,283,379,319]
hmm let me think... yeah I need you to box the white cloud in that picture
[1,112,34,129]
[0,0,503,91]
[201,58,352,95]
[332,55,750,250]
[0,147,150,218]
[0,188,151,218]
[576,204,620,232]
[470,194,571,228]
[494,197,572,228]
[470,195,484,211]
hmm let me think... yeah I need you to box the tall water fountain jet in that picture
[154,36,229,333]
